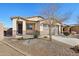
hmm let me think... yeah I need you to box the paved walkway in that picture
[0,41,24,56]
[52,35,79,46]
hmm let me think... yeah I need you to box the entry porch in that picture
[12,19,40,37]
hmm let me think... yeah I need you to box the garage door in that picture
[51,25,59,35]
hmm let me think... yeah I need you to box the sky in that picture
[0,3,79,28]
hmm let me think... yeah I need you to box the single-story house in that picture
[63,24,79,34]
[11,16,63,37]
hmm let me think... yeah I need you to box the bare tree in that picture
[40,4,72,41]
[41,4,59,41]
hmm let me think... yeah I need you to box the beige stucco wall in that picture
[40,24,62,36]
[12,18,17,37]
[35,22,40,31]
[12,18,26,36]
[0,23,4,40]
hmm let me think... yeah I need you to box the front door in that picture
[17,21,23,35]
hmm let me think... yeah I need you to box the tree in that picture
[40,4,59,41]
[40,4,72,41]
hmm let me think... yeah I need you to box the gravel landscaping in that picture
[3,36,79,56]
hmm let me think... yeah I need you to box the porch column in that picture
[12,19,17,37]
[61,25,63,34]
[39,22,44,35]
[58,25,62,35]
[40,24,43,31]
[35,22,41,31]
[22,20,26,35]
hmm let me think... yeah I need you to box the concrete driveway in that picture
[52,35,79,46]
[0,41,23,56]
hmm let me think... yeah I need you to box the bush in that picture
[74,45,79,50]
[43,36,48,38]
[63,32,70,36]
[33,30,40,38]
[17,37,26,40]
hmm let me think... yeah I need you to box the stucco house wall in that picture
[0,23,4,40]
[40,19,62,36]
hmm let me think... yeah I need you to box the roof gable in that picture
[11,16,44,21]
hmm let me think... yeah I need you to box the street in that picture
[0,41,24,56]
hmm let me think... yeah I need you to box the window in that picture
[43,24,48,30]
[26,24,33,30]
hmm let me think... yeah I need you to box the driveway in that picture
[0,41,23,56]
[52,35,79,46]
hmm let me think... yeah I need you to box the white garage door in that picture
[51,25,59,35]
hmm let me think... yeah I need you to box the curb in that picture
[1,41,31,56]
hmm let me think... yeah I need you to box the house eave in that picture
[10,16,26,20]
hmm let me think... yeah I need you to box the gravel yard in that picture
[3,37,79,56]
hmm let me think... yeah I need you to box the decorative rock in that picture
[73,45,79,53]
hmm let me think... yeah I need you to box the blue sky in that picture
[0,3,79,28]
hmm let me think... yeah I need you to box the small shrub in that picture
[75,45,79,50]
[63,32,70,36]
[43,36,48,38]
[71,45,79,53]
[17,37,26,40]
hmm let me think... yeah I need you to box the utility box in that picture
[0,23,4,41]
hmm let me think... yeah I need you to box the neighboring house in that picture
[70,24,79,34]
[11,16,63,37]
[63,24,79,34]
[4,28,12,36]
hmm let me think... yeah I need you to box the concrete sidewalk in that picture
[52,35,79,46]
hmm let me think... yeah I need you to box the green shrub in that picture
[63,32,70,36]
[43,36,48,38]
[33,30,40,38]
[17,37,26,40]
